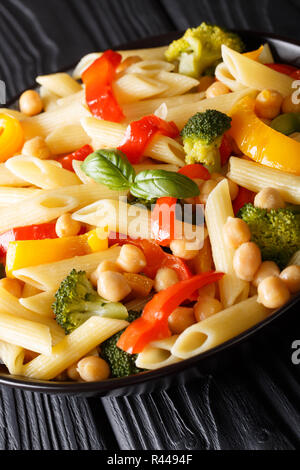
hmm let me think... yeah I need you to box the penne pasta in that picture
[154,71,199,98]
[221,45,293,96]
[36,73,82,97]
[22,316,128,380]
[166,88,257,129]
[0,340,24,375]
[20,290,56,317]
[81,117,185,166]
[45,124,91,154]
[0,183,126,233]
[125,60,175,75]
[171,296,271,359]
[13,246,121,291]
[113,73,168,103]
[227,157,300,204]
[39,85,59,112]
[0,163,28,186]
[205,179,249,308]
[136,336,181,369]
[5,155,81,189]
[72,46,168,79]
[22,100,91,140]
[0,311,52,355]
[0,186,40,207]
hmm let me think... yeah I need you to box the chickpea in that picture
[55,213,81,238]
[22,136,51,159]
[194,296,223,322]
[0,278,23,298]
[223,216,251,249]
[168,307,195,334]
[154,267,179,292]
[280,265,300,293]
[67,363,81,381]
[233,242,262,281]
[198,282,216,298]
[116,244,146,273]
[116,55,142,74]
[252,261,280,288]
[170,239,200,260]
[255,89,283,119]
[198,179,218,204]
[90,260,122,286]
[97,271,131,302]
[198,76,215,92]
[282,94,300,114]
[206,81,230,99]
[19,89,43,116]
[258,275,290,309]
[254,187,285,210]
[77,356,110,382]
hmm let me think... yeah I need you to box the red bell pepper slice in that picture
[57,144,93,172]
[0,223,57,257]
[178,163,210,180]
[290,69,300,80]
[219,133,233,166]
[117,114,179,163]
[151,197,177,246]
[232,186,255,215]
[108,234,192,281]
[117,271,224,353]
[82,50,124,122]
[265,63,298,76]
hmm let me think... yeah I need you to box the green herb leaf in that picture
[130,170,200,200]
[81,149,136,190]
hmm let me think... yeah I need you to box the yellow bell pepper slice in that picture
[6,230,108,277]
[82,228,108,253]
[243,45,264,61]
[0,113,24,161]
[229,96,300,175]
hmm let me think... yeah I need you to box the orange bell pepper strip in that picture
[117,271,224,354]
[243,45,264,61]
[0,113,24,161]
[229,96,300,175]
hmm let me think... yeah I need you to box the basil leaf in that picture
[130,170,200,200]
[81,149,136,190]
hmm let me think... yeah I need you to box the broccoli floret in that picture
[181,109,232,172]
[238,203,300,269]
[165,22,244,77]
[53,269,128,334]
[101,310,144,378]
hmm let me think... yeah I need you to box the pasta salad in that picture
[0,23,299,382]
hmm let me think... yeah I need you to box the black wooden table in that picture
[0,0,300,451]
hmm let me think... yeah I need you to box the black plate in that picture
[1,30,299,396]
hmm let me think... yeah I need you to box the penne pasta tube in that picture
[166,88,257,129]
[36,73,82,97]
[136,336,181,370]
[56,89,85,107]
[154,71,199,98]
[72,159,95,184]
[39,85,59,112]
[46,124,91,154]
[221,45,293,96]
[133,161,179,173]
[20,290,56,317]
[0,186,40,207]
[5,155,81,189]
[0,108,26,120]
[13,246,121,291]
[0,163,28,186]
[0,340,24,375]
[125,60,175,75]
[122,92,205,121]
[72,46,168,79]
[81,117,185,166]
[0,286,64,345]
[113,73,168,103]
[171,296,271,359]
[205,179,249,307]
[21,316,128,380]
[227,157,300,204]
[22,100,91,140]
[215,62,246,92]
[0,311,52,355]
[0,183,126,234]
